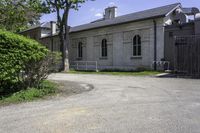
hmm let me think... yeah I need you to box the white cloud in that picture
[108,2,116,6]
[95,13,103,17]
[89,8,104,17]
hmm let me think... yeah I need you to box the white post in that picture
[95,61,98,72]
[167,62,170,70]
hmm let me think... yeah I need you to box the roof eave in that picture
[165,3,181,17]
[70,15,166,33]
[19,26,41,34]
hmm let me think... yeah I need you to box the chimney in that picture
[50,21,57,35]
[195,13,200,35]
[104,6,117,19]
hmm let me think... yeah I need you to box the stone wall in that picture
[20,27,41,41]
[40,36,60,52]
[20,18,167,71]
[69,18,165,70]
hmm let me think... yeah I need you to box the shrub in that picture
[21,52,61,89]
[0,30,60,94]
[1,80,57,104]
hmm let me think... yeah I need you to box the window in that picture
[172,19,180,24]
[169,32,173,37]
[133,35,141,56]
[101,39,107,57]
[78,42,83,58]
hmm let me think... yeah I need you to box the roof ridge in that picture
[72,3,181,28]
[116,3,181,18]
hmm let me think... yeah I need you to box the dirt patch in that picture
[51,80,94,97]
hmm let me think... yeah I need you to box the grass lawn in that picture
[0,80,58,105]
[68,70,162,76]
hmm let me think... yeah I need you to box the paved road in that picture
[1,73,200,133]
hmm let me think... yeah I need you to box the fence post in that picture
[86,62,87,71]
[174,36,177,72]
[95,61,98,72]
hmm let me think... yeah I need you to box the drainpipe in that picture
[153,20,157,71]
[50,21,55,52]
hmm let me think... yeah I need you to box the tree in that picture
[45,0,94,71]
[0,0,48,32]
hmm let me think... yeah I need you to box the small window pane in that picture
[102,39,107,57]
[133,37,137,46]
[78,42,83,58]
[138,46,141,56]
[138,36,141,44]
[133,46,137,56]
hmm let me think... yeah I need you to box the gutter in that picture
[50,21,54,52]
[153,19,157,71]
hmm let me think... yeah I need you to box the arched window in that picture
[133,35,141,56]
[101,39,107,57]
[78,42,83,58]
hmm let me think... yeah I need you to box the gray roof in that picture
[70,3,180,33]
[182,7,200,15]
[20,22,52,33]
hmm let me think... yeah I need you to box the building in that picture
[165,11,200,69]
[20,3,200,71]
[164,13,200,77]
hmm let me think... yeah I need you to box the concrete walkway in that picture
[0,73,200,133]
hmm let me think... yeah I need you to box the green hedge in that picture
[0,29,48,94]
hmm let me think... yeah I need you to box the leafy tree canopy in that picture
[0,0,48,32]
[45,0,94,27]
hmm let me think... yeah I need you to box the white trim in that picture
[165,4,181,17]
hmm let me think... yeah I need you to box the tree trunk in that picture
[59,30,65,71]
[61,8,70,72]
[53,1,70,72]
[63,25,70,72]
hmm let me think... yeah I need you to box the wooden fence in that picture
[174,35,200,78]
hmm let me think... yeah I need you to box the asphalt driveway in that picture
[1,73,200,133]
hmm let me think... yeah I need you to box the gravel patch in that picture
[0,73,200,133]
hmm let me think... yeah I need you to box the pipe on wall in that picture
[50,21,54,52]
[153,19,157,71]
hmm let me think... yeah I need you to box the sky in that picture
[40,0,200,27]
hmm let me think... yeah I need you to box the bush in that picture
[21,52,61,89]
[0,80,57,104]
[0,30,60,95]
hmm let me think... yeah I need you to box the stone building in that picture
[20,3,200,71]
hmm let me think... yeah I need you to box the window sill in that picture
[76,58,83,60]
[130,56,142,59]
[99,57,108,60]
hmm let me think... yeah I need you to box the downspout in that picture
[153,19,157,71]
[50,21,54,52]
